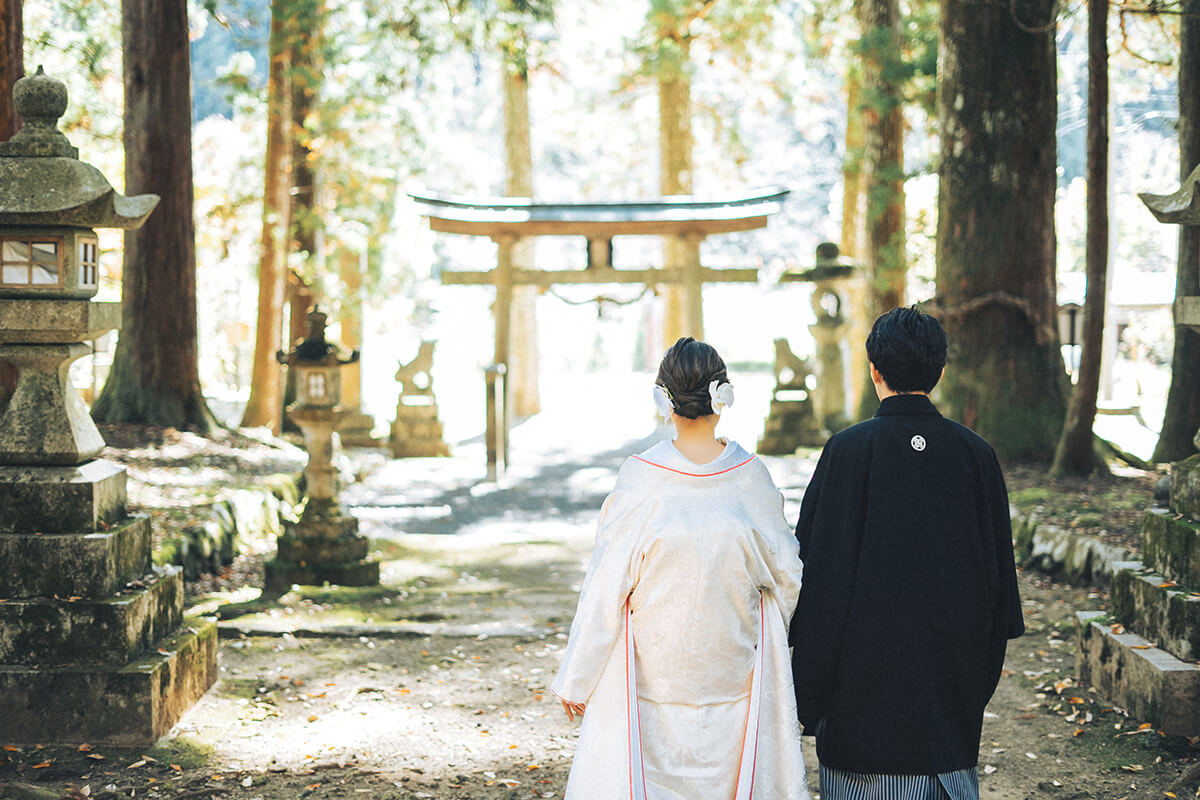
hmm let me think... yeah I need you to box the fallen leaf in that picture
[307,715,319,722]
[127,760,146,769]
[1121,764,1144,772]
[32,761,50,768]
[77,743,93,752]
[87,754,105,761]
[1131,645,1152,650]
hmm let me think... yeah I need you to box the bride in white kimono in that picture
[551,337,809,800]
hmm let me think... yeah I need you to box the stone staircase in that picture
[1076,458,1200,736]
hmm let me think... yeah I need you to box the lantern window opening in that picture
[78,236,99,288]
[307,371,328,401]
[0,236,64,288]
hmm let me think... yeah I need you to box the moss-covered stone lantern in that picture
[265,307,378,592]
[0,68,217,746]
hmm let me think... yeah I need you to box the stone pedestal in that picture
[0,458,217,744]
[264,404,379,591]
[757,338,823,455]
[1076,458,1200,736]
[390,403,451,457]
[264,506,379,592]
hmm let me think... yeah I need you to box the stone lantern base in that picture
[264,505,380,593]
[0,458,218,744]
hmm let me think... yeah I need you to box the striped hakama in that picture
[818,764,980,800]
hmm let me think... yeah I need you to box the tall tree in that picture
[657,25,696,343]
[1051,0,1110,476]
[934,0,1068,462]
[240,0,293,431]
[0,0,21,139]
[503,60,541,418]
[851,0,908,420]
[1152,0,1200,462]
[0,0,21,409]
[92,0,214,429]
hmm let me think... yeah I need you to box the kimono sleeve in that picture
[788,435,867,732]
[550,489,644,705]
[987,453,1025,679]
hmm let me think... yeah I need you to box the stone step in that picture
[1075,610,1200,737]
[0,615,218,746]
[275,531,370,565]
[1112,562,1200,662]
[0,515,150,599]
[264,558,381,594]
[0,459,127,533]
[0,566,184,666]
[1142,508,1200,588]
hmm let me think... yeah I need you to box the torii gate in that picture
[411,186,790,373]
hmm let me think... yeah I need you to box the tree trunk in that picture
[841,69,871,420]
[92,0,214,430]
[1051,0,1110,476]
[935,0,1068,463]
[1151,0,1200,462]
[287,0,321,266]
[0,0,22,140]
[503,63,540,418]
[853,0,907,421]
[659,37,699,343]
[0,0,22,409]
[239,1,292,431]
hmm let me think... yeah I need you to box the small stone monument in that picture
[0,68,217,744]
[389,340,450,458]
[265,308,379,592]
[781,242,860,433]
[1073,168,1200,736]
[757,337,823,455]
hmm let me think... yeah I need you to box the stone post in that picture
[265,308,379,592]
[0,68,217,745]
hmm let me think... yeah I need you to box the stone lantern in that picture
[265,307,379,592]
[0,68,216,745]
[1072,168,1200,737]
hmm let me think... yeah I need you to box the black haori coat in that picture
[790,393,1025,776]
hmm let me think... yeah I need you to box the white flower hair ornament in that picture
[653,383,675,422]
[708,380,735,415]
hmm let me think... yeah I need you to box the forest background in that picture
[16,0,1185,463]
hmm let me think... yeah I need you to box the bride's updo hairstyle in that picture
[656,337,729,419]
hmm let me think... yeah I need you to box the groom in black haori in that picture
[790,306,1025,800]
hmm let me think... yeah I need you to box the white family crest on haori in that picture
[551,439,809,799]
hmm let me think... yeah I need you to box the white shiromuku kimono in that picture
[551,439,809,800]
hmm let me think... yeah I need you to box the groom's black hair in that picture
[865,306,947,394]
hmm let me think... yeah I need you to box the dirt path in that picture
[3,378,1198,799]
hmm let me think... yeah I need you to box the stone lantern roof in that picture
[279,308,360,367]
[0,67,158,228]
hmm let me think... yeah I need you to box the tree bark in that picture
[0,0,22,409]
[659,37,699,343]
[1151,0,1200,462]
[287,0,321,266]
[854,0,907,421]
[1051,0,1110,476]
[503,63,541,418]
[0,0,22,140]
[935,0,1068,463]
[239,0,292,431]
[841,68,870,420]
[92,0,214,430]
